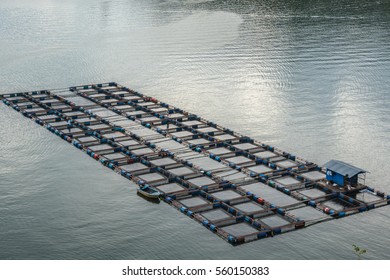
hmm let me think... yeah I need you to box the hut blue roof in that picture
[323,160,367,177]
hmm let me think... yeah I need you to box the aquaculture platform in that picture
[1,82,389,245]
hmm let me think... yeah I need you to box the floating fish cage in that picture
[1,82,389,246]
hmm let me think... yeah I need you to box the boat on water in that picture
[137,185,161,199]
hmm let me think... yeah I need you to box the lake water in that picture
[0,0,389,259]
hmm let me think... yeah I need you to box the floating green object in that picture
[353,244,367,259]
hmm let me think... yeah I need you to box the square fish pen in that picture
[207,147,236,159]
[166,166,200,179]
[272,176,306,191]
[197,209,236,227]
[119,162,150,175]
[238,182,303,208]
[156,183,188,196]
[299,170,326,182]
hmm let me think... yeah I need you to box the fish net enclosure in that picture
[1,82,389,245]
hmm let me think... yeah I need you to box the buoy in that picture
[256,197,265,204]
[308,200,316,207]
[277,208,285,215]
[358,207,367,212]
[227,235,236,244]
[273,228,282,235]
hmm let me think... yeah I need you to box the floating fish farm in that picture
[1,82,389,245]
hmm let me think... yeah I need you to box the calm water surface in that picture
[0,0,389,259]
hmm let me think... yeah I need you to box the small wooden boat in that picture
[137,185,161,199]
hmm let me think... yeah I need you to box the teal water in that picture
[0,0,389,259]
